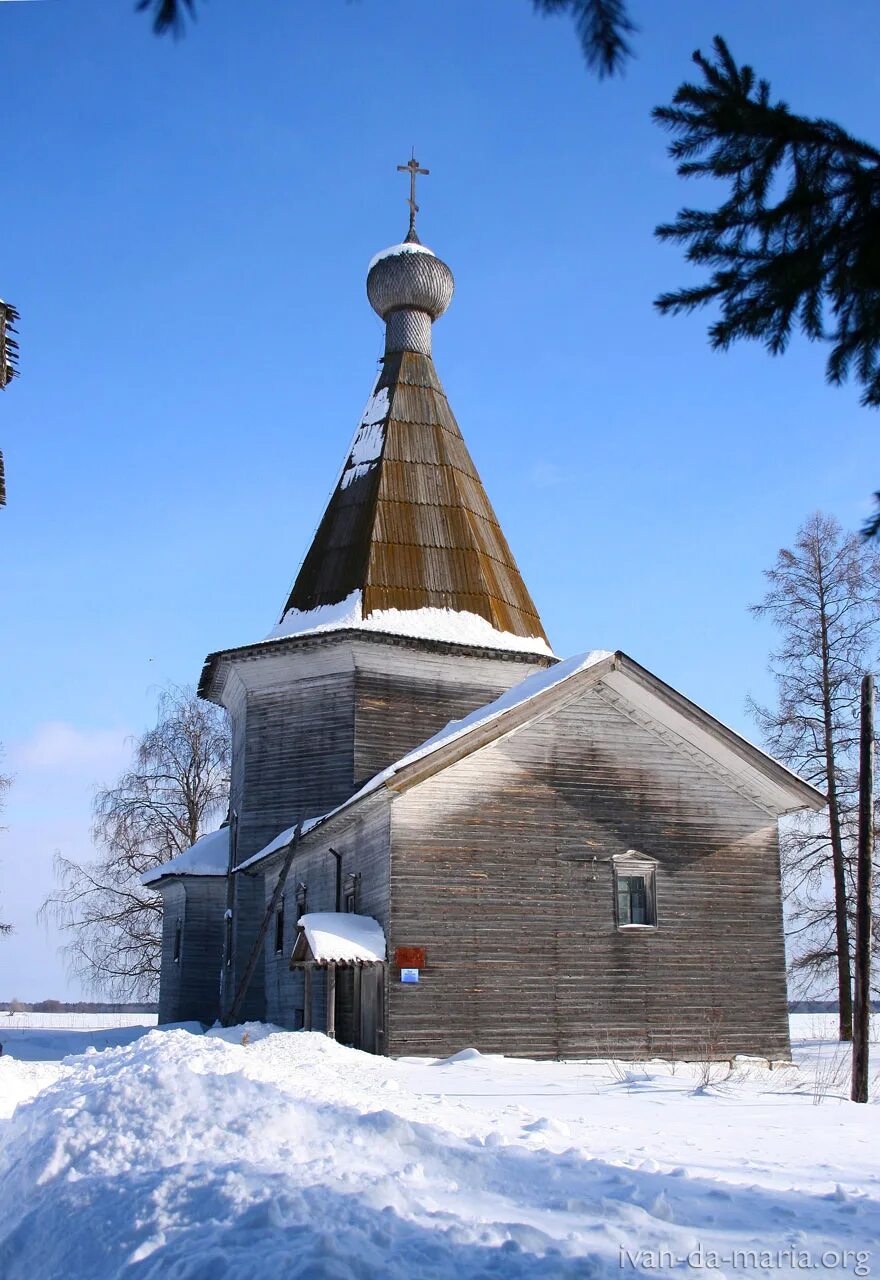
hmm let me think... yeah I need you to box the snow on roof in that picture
[376,649,612,777]
[297,912,386,963]
[266,589,555,654]
[141,827,230,886]
[368,241,435,271]
[238,651,612,872]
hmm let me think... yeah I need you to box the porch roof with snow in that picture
[290,913,387,967]
[238,649,826,875]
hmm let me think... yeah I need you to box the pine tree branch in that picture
[140,0,638,77]
[533,0,637,77]
[653,36,880,410]
[135,0,198,36]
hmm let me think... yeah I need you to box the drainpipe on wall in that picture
[328,847,342,912]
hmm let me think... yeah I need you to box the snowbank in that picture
[0,1021,877,1279]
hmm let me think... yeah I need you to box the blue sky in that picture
[2,0,878,998]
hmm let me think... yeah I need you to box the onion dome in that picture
[366,235,454,356]
[367,240,454,323]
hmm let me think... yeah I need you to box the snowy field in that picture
[0,1014,876,1279]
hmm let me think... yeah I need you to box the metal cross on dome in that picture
[397,154,429,240]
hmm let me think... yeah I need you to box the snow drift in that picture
[0,1024,878,1279]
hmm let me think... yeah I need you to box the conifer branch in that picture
[654,36,880,409]
[533,0,637,77]
[136,0,198,37]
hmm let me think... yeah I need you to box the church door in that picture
[357,964,386,1055]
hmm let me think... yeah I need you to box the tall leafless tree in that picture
[41,687,230,999]
[749,513,880,1040]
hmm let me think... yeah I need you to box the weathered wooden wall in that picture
[261,793,392,1036]
[214,632,546,1026]
[221,647,357,1023]
[386,682,791,1061]
[157,877,228,1025]
[220,633,547,865]
[352,639,549,785]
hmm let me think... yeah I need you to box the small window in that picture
[617,875,650,925]
[274,897,285,954]
[173,917,182,963]
[343,872,359,914]
[613,852,657,928]
[295,883,307,923]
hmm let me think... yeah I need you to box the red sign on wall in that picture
[395,946,426,969]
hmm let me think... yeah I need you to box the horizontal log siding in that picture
[352,642,548,785]
[262,796,392,1035]
[236,672,356,865]
[387,685,790,1061]
[229,870,267,1022]
[157,878,228,1025]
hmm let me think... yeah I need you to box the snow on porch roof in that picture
[294,912,386,964]
[141,827,229,886]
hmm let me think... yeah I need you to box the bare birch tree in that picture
[749,513,880,1040]
[41,687,230,999]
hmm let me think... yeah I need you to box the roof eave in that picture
[198,625,556,701]
[610,653,827,813]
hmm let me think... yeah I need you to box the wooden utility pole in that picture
[222,820,302,1028]
[852,674,874,1104]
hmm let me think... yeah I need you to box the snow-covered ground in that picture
[0,1015,877,1279]
[0,1010,158,1063]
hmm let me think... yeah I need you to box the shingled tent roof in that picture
[269,229,550,651]
[278,346,548,645]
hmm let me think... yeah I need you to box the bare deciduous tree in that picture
[41,687,230,999]
[749,513,880,1040]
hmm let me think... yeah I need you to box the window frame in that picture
[295,882,307,923]
[173,916,183,964]
[343,871,359,914]
[612,851,658,930]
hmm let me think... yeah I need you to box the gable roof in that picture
[238,649,825,874]
[269,348,550,653]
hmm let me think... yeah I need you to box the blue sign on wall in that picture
[400,968,420,984]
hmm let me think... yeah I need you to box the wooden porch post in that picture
[326,961,337,1039]
[304,963,313,1031]
[353,963,363,1050]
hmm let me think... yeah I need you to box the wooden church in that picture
[146,165,824,1060]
